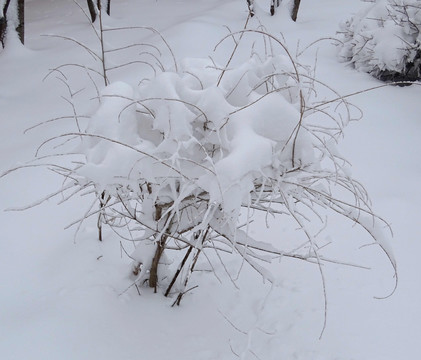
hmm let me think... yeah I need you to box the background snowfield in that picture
[0,0,420,359]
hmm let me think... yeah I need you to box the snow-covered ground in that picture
[1,1,420,359]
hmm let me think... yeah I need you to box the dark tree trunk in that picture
[88,0,110,22]
[0,19,4,47]
[270,0,281,16]
[17,0,23,44]
[291,0,301,22]
[0,0,11,47]
[87,0,97,22]
[247,0,254,17]
[1,0,24,47]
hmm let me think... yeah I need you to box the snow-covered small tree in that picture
[338,0,421,82]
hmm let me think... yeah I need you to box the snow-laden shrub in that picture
[338,0,421,82]
[5,12,395,309]
[33,39,396,305]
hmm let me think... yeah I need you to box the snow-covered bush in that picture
[4,3,395,309]
[338,0,421,82]
[27,25,397,307]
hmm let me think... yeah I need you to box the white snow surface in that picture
[1,0,420,359]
